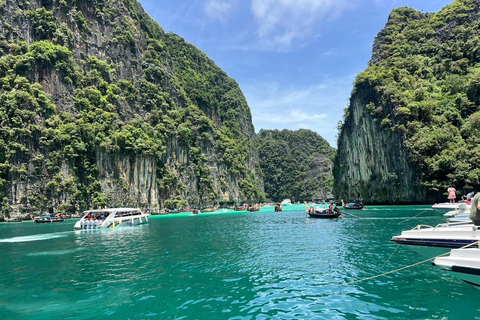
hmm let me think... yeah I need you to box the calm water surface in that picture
[1,205,479,319]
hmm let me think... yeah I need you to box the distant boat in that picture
[280,199,292,206]
[341,199,364,210]
[31,215,64,223]
[247,204,261,212]
[307,207,342,219]
[3,216,22,222]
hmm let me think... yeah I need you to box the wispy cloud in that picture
[250,0,350,50]
[243,74,355,146]
[204,0,238,22]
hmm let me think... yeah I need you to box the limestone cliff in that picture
[334,1,480,204]
[334,85,424,203]
[0,0,263,217]
[257,129,336,202]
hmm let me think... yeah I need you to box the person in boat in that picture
[462,191,475,202]
[469,193,480,226]
[328,203,334,213]
[447,187,457,203]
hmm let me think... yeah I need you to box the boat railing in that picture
[412,224,435,230]
[410,221,475,231]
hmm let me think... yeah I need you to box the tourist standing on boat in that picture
[469,193,480,226]
[447,187,457,203]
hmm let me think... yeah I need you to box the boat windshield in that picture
[82,211,112,220]
[116,210,142,217]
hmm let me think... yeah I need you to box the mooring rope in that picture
[341,211,363,219]
[398,208,431,224]
[340,241,480,287]
[380,244,400,270]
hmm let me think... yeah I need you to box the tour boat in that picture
[31,215,64,223]
[307,208,342,219]
[3,216,22,222]
[444,204,471,223]
[281,199,292,206]
[443,204,470,217]
[341,199,364,210]
[391,222,480,257]
[431,202,471,213]
[433,248,480,287]
[74,208,149,230]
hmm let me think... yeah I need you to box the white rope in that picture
[398,208,431,224]
[340,241,480,286]
[380,245,400,270]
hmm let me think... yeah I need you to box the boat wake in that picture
[27,249,78,256]
[0,231,72,243]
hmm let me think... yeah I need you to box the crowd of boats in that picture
[391,200,480,288]
[5,196,479,288]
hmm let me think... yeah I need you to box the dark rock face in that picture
[0,0,263,217]
[334,86,424,204]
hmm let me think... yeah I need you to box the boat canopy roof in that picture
[82,208,141,214]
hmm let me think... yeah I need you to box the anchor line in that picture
[380,244,400,270]
[340,241,480,287]
[398,209,430,224]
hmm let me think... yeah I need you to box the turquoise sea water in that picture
[1,204,479,320]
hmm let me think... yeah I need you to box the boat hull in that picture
[391,224,480,257]
[307,211,341,219]
[343,205,364,210]
[431,202,471,213]
[434,248,480,287]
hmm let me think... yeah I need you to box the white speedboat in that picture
[281,199,292,206]
[74,208,149,230]
[433,247,480,287]
[431,202,471,213]
[390,222,480,257]
[443,203,470,217]
[444,204,471,223]
[448,215,471,223]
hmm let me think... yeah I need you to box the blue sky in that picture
[138,0,454,147]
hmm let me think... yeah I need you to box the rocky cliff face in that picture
[257,129,336,202]
[334,1,480,204]
[334,85,425,204]
[0,0,263,217]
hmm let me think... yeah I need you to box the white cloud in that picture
[242,74,355,146]
[250,0,350,50]
[205,0,237,22]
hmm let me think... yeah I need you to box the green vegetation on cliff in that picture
[257,129,335,202]
[0,0,263,216]
[339,0,480,201]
